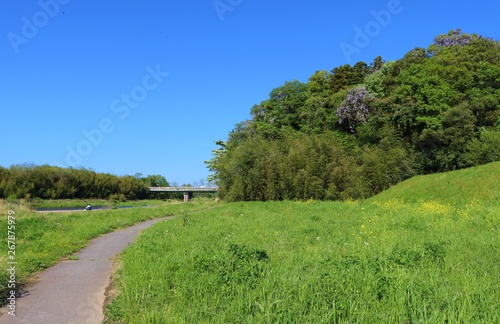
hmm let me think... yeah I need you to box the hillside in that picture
[207,29,500,202]
[369,162,500,206]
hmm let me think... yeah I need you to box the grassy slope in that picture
[105,164,500,323]
[368,161,500,206]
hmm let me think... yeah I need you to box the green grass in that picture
[368,161,500,206]
[30,198,114,209]
[0,199,34,216]
[104,164,500,323]
[29,198,179,210]
[0,199,217,304]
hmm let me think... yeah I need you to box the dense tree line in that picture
[207,30,500,201]
[0,164,170,200]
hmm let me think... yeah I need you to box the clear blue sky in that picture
[1,0,499,185]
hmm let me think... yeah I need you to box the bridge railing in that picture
[149,187,218,202]
[149,187,218,192]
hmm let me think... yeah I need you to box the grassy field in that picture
[5,198,177,211]
[105,162,499,323]
[0,199,217,304]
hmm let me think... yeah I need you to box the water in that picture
[35,206,136,212]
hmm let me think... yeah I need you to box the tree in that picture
[336,86,376,134]
[250,80,308,137]
[465,130,500,165]
[330,62,370,93]
[429,28,472,56]
[207,30,500,202]
[363,61,395,97]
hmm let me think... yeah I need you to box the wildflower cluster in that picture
[419,201,452,216]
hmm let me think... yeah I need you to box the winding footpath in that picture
[0,216,171,324]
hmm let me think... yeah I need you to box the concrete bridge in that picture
[149,187,218,202]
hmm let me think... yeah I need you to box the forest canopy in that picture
[206,29,500,201]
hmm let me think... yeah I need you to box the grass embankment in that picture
[0,199,216,304]
[369,161,500,206]
[105,162,500,323]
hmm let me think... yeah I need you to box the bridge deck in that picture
[149,187,218,202]
[149,187,218,193]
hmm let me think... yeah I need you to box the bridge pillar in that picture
[183,191,190,202]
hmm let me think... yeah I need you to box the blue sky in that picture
[1,0,499,185]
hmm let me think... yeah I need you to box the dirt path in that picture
[0,216,172,324]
